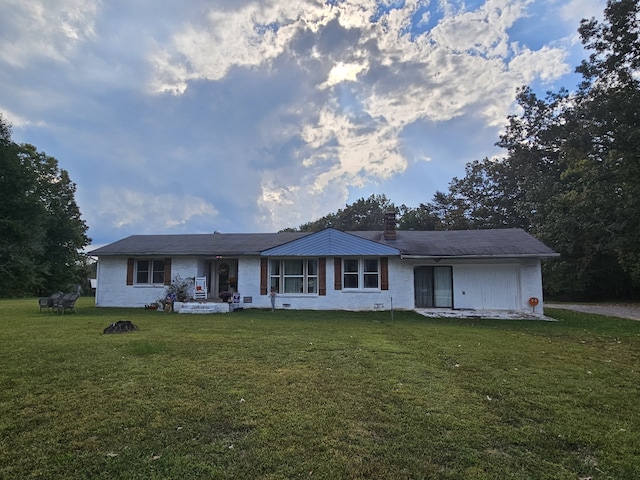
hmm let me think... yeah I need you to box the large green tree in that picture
[0,113,91,296]
[297,194,397,232]
[292,194,442,233]
[575,0,640,287]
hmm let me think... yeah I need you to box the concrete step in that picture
[174,302,229,314]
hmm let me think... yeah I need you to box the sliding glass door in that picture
[414,266,453,308]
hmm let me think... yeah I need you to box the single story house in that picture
[89,214,558,315]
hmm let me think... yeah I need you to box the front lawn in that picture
[1,297,639,479]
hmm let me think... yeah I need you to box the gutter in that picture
[400,253,560,260]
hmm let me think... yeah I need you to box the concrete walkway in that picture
[415,308,553,321]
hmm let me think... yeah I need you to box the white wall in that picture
[401,258,544,313]
[95,256,198,307]
[237,257,407,311]
[518,258,545,313]
[96,255,545,313]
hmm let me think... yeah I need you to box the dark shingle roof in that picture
[89,228,558,258]
[89,232,310,256]
[352,229,558,258]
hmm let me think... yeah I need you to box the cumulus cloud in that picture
[509,45,570,83]
[149,1,332,95]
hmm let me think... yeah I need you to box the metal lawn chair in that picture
[55,293,80,314]
[39,292,63,312]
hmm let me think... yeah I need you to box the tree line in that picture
[0,114,91,297]
[290,0,640,300]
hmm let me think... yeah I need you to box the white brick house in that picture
[89,220,558,315]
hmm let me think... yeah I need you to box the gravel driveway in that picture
[545,303,640,321]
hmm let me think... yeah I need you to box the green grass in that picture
[1,297,639,479]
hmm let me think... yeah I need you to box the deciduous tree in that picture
[0,113,91,296]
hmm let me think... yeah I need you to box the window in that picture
[135,259,165,285]
[343,259,359,289]
[270,259,318,294]
[363,259,379,288]
[136,260,150,284]
[343,258,380,290]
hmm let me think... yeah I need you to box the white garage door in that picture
[455,265,520,310]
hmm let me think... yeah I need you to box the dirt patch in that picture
[545,303,640,321]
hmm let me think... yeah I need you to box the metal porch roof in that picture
[261,228,400,256]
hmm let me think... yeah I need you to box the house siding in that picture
[95,256,199,307]
[401,258,544,313]
[95,255,545,313]
[237,256,407,311]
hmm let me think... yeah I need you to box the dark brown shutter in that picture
[260,258,268,295]
[334,257,342,290]
[380,257,389,290]
[126,258,134,285]
[318,258,326,296]
[164,258,172,286]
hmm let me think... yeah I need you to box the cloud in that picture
[149,1,333,95]
[0,0,100,67]
[0,0,601,243]
[0,108,45,129]
[324,61,368,87]
[93,187,219,232]
[509,45,570,83]
[559,0,605,23]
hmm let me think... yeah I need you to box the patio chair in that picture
[194,277,207,300]
[38,292,63,312]
[55,293,80,314]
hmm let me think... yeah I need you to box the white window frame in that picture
[269,258,318,294]
[343,258,380,291]
[135,259,165,285]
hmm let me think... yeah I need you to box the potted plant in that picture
[163,275,193,303]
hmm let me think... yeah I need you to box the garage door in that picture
[455,265,520,310]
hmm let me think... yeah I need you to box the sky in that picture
[0,0,606,249]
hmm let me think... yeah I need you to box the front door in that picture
[213,260,238,299]
[414,266,453,308]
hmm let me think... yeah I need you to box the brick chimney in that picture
[383,211,397,240]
